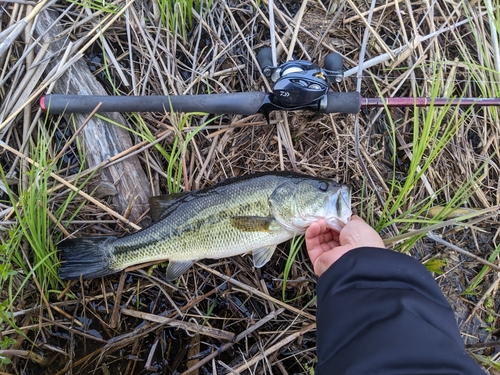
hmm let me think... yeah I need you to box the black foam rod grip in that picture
[40,93,268,115]
[321,92,361,114]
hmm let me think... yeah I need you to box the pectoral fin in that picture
[165,260,194,280]
[252,245,276,268]
[230,216,276,232]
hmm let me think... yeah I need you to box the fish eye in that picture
[317,181,328,192]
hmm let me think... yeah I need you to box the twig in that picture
[384,205,500,245]
[0,0,50,58]
[427,232,500,273]
[345,0,393,58]
[464,274,500,324]
[231,322,316,373]
[121,308,236,341]
[196,263,316,321]
[0,0,136,131]
[485,0,500,75]
[221,1,273,93]
[312,0,346,57]
[344,8,491,77]
[179,308,285,375]
[278,114,298,172]
[285,0,307,61]
[110,272,127,329]
[0,140,141,230]
[353,0,390,227]
[40,200,69,236]
[0,349,52,366]
[268,0,277,66]
[84,7,130,87]
[0,40,49,123]
[53,103,103,162]
[344,0,404,23]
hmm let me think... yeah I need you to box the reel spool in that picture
[257,48,344,108]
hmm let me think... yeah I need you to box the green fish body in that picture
[58,172,351,280]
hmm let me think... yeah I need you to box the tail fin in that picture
[58,237,117,280]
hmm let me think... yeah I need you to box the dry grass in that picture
[1,0,500,373]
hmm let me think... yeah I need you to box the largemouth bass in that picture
[58,172,351,280]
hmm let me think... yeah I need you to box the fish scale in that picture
[58,172,352,280]
[110,180,288,268]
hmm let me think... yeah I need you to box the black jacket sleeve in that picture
[315,247,485,375]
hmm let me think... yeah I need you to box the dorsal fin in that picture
[149,193,189,222]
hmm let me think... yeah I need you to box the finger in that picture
[306,220,335,249]
[306,222,330,265]
[305,221,322,250]
[306,223,340,266]
[312,244,354,276]
[307,238,339,267]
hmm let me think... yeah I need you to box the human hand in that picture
[305,215,385,276]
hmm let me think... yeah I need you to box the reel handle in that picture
[256,48,274,77]
[324,52,344,82]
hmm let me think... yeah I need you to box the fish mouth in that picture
[325,185,352,232]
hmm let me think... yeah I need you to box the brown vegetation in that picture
[1,0,499,373]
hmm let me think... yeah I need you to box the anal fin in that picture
[166,260,194,281]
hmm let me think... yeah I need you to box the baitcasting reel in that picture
[256,47,344,111]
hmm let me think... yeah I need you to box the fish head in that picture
[269,178,352,234]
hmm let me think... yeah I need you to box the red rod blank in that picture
[361,97,500,108]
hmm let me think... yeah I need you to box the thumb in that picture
[339,215,385,249]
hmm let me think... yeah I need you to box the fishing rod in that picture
[39,47,500,117]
